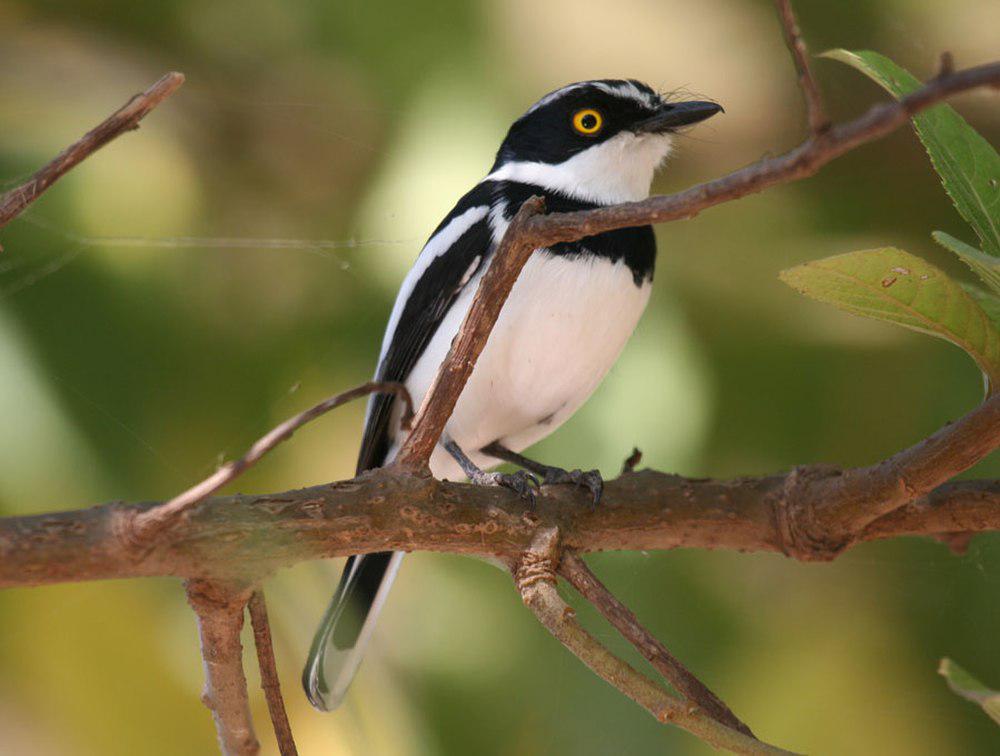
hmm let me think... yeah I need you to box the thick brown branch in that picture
[2,468,996,589]
[248,590,298,756]
[803,393,1000,552]
[0,72,185,231]
[513,530,794,755]
[186,579,259,756]
[3,375,996,586]
[129,381,412,544]
[392,197,546,470]
[774,0,829,133]
[560,552,754,737]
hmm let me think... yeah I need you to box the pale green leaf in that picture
[939,658,1000,727]
[962,283,1000,330]
[934,230,1000,294]
[780,247,1000,389]
[824,49,1000,257]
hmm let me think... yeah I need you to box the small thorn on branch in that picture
[931,531,975,556]
[938,51,955,79]
[621,447,643,474]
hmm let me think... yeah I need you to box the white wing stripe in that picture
[377,204,490,364]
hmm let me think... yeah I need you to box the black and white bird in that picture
[303,79,721,710]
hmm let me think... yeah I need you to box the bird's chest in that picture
[445,250,652,441]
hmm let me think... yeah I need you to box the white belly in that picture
[387,251,651,480]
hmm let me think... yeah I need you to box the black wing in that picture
[356,182,496,474]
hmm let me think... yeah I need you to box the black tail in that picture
[302,551,404,710]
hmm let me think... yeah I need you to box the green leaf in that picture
[939,658,1000,726]
[934,230,1000,294]
[963,283,1000,330]
[780,248,1000,390]
[824,49,1000,257]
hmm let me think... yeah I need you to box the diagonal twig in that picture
[0,72,185,232]
[128,381,413,544]
[513,530,796,755]
[392,196,546,470]
[248,590,298,756]
[559,552,754,737]
[774,0,829,134]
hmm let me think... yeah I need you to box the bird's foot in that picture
[470,469,539,503]
[538,466,603,506]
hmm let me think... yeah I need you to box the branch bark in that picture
[2,470,996,590]
[0,72,185,232]
[186,579,259,756]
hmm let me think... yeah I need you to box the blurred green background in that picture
[2,0,999,753]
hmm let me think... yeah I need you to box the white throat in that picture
[487,131,673,205]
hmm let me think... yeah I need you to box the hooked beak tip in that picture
[635,100,724,134]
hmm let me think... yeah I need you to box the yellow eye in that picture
[572,108,603,135]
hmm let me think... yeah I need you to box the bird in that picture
[302,79,722,711]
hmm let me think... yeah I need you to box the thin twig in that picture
[392,197,546,470]
[129,381,413,544]
[559,552,754,737]
[774,0,829,134]
[248,590,298,756]
[186,579,259,756]
[0,72,185,232]
[513,530,796,755]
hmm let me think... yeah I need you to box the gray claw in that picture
[541,467,603,506]
[473,469,539,503]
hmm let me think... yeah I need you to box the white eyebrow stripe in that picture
[524,81,661,115]
[525,83,588,114]
[591,81,660,109]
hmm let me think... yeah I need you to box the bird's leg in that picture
[442,437,538,502]
[481,441,603,505]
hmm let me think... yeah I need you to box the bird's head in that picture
[490,79,722,204]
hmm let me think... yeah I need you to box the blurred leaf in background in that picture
[940,658,1000,727]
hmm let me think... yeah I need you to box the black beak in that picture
[633,100,723,133]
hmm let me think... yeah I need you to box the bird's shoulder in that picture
[493,181,656,286]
